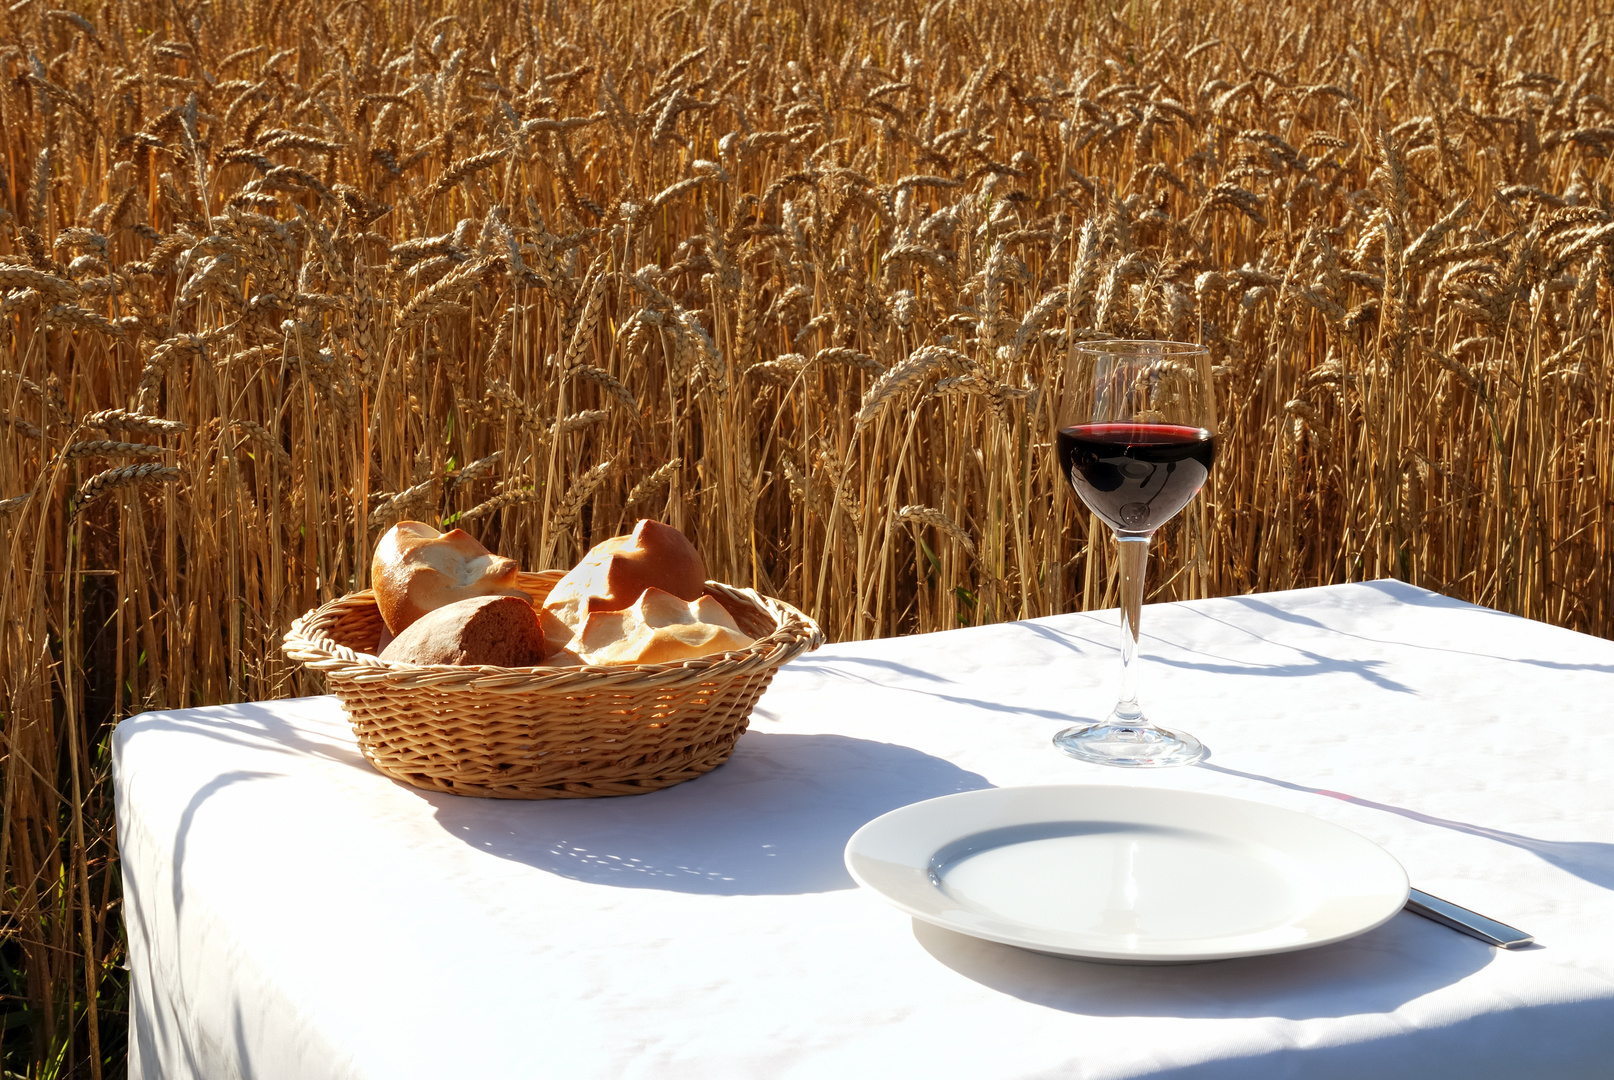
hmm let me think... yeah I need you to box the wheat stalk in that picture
[460,488,544,523]
[447,450,503,492]
[73,463,183,514]
[552,460,614,530]
[82,409,189,437]
[898,505,977,557]
[64,441,170,461]
[627,458,682,505]
[368,477,440,528]
[856,345,970,426]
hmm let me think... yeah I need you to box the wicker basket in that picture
[282,571,823,799]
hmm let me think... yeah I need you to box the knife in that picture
[1406,888,1534,948]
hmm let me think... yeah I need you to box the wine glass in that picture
[1053,339,1216,767]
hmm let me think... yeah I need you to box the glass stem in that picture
[1113,535,1151,725]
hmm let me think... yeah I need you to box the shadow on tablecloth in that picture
[422,730,993,895]
[1202,763,1614,893]
[920,904,1612,1079]
[1131,997,1614,1080]
[1214,582,1614,677]
[911,908,1493,1021]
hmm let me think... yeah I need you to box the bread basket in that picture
[282,571,823,799]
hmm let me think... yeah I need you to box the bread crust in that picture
[542,519,707,636]
[371,521,527,634]
[378,594,546,666]
[571,588,754,665]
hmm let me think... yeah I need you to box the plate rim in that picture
[843,784,1410,963]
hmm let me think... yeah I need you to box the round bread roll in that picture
[571,587,754,666]
[371,521,527,634]
[379,594,546,667]
[542,519,707,637]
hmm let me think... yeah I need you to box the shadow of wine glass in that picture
[422,731,993,896]
[1014,617,1419,694]
[1218,585,1614,676]
[1199,763,1614,892]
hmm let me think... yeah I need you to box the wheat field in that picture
[2,0,1611,1071]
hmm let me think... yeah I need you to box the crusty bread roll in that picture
[371,521,528,634]
[570,587,754,665]
[379,595,546,667]
[542,519,707,639]
[536,644,585,667]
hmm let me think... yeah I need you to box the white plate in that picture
[844,785,1409,964]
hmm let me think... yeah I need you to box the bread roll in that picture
[371,521,527,634]
[570,587,754,665]
[542,519,707,638]
[379,595,546,667]
[536,644,585,667]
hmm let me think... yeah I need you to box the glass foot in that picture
[1053,720,1206,768]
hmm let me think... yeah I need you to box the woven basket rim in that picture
[282,571,824,693]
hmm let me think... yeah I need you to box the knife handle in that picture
[1407,888,1534,949]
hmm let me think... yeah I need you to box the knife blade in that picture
[1407,888,1533,948]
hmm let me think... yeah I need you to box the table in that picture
[114,581,1614,1079]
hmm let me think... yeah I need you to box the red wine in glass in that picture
[1056,423,1215,535]
[1053,341,1216,768]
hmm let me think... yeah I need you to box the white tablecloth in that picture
[115,581,1614,1079]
